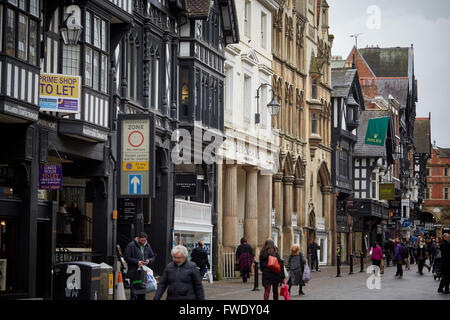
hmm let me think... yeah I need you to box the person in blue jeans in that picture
[124,232,156,300]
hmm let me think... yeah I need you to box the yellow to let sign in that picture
[40,74,80,98]
[123,162,149,172]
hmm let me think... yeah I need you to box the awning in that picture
[365,117,390,146]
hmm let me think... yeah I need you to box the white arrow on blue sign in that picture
[129,175,142,195]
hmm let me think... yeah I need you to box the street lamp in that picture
[255,83,280,125]
[60,5,83,45]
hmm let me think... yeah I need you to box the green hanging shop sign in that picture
[365,117,390,146]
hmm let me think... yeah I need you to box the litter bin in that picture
[99,263,114,300]
[53,262,100,300]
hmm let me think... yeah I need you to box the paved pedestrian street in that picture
[201,263,450,300]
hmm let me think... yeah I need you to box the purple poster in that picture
[39,165,62,190]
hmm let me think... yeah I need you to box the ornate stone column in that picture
[283,175,295,259]
[321,185,333,265]
[273,173,283,228]
[294,178,305,248]
[258,174,271,250]
[223,164,238,249]
[272,173,284,247]
[244,167,259,248]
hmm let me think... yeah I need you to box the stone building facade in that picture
[271,0,333,265]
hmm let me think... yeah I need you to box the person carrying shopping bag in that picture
[259,239,283,300]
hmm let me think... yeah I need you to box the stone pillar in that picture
[294,178,305,245]
[244,167,259,249]
[322,185,333,265]
[273,173,284,247]
[282,176,295,259]
[223,164,238,249]
[258,174,272,251]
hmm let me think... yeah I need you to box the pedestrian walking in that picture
[154,245,205,300]
[235,238,255,283]
[393,238,405,278]
[124,232,156,300]
[438,233,450,294]
[369,242,384,270]
[191,240,210,280]
[427,238,435,267]
[405,237,415,266]
[384,238,395,267]
[287,245,306,296]
[259,239,283,300]
[415,239,431,275]
[308,239,321,272]
[402,239,410,271]
[433,238,442,276]
[67,200,82,242]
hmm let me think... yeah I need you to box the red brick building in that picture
[423,146,450,236]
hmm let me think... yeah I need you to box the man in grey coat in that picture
[154,245,205,300]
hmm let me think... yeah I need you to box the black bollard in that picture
[336,254,341,277]
[252,261,260,291]
[349,253,354,275]
[360,252,364,272]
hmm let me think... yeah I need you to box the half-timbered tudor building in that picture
[330,64,364,263]
[349,110,395,255]
[0,0,238,299]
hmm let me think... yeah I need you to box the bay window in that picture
[84,11,109,93]
[62,44,80,75]
[4,0,40,66]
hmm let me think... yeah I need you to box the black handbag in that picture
[132,268,147,290]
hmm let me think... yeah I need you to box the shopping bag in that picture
[283,264,289,281]
[207,270,213,284]
[302,262,311,283]
[268,256,281,274]
[280,280,291,300]
[132,268,148,290]
[135,266,157,294]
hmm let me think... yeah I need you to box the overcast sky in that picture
[328,0,450,147]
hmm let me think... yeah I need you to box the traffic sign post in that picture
[118,114,155,198]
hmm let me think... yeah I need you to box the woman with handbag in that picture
[287,245,306,296]
[259,239,283,300]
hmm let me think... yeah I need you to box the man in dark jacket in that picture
[308,239,321,272]
[191,240,210,279]
[124,232,156,300]
[154,245,205,300]
[438,233,450,294]
[384,238,395,267]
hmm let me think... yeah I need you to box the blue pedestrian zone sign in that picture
[129,175,142,195]
[402,220,410,228]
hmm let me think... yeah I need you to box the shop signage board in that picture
[365,117,390,146]
[39,73,81,113]
[379,184,395,200]
[39,165,62,190]
[118,114,155,198]
[175,174,197,196]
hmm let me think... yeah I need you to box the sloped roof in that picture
[331,60,346,69]
[331,68,357,98]
[359,47,409,78]
[437,147,450,158]
[414,118,431,155]
[375,78,409,106]
[355,110,392,158]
